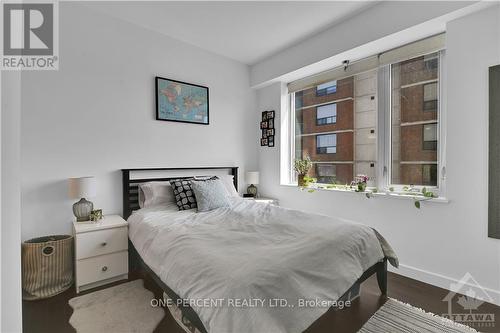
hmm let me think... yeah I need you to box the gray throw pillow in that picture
[190,177,231,212]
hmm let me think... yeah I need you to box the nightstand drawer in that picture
[76,226,127,259]
[76,251,128,286]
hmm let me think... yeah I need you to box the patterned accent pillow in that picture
[190,177,231,212]
[170,179,197,211]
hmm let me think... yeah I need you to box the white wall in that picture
[256,6,500,303]
[1,71,23,332]
[250,1,475,87]
[20,3,257,240]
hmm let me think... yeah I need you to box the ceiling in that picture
[82,1,375,65]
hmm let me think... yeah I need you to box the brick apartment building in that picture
[294,53,438,187]
[393,54,439,186]
[295,71,377,185]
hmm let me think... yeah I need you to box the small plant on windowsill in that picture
[351,174,369,192]
[299,176,317,193]
[413,187,437,209]
[365,188,378,198]
[378,185,438,208]
[294,156,313,187]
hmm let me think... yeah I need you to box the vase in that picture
[247,184,258,197]
[73,198,93,222]
[298,174,306,187]
[357,183,367,192]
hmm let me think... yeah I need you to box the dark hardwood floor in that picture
[23,270,500,333]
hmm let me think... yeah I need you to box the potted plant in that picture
[294,156,313,187]
[353,174,369,192]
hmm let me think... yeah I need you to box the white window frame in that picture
[284,50,447,199]
[286,86,296,185]
[378,50,446,196]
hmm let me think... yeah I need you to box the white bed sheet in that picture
[128,198,397,333]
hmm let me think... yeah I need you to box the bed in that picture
[122,167,398,333]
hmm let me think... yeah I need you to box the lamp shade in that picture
[68,177,97,199]
[245,171,259,185]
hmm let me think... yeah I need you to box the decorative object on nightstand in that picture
[244,197,279,206]
[245,171,259,197]
[73,215,128,293]
[68,177,97,222]
[89,209,103,222]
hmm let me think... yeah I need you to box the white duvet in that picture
[128,199,397,333]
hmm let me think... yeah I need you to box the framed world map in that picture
[155,76,209,125]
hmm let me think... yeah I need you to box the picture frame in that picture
[268,136,275,147]
[155,76,209,125]
[260,110,275,148]
[489,64,500,238]
[89,209,103,222]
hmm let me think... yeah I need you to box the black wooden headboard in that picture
[121,167,238,219]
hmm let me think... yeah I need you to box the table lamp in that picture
[68,177,97,222]
[245,171,259,197]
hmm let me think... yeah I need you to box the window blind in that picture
[287,33,445,94]
[317,103,337,119]
[317,134,337,147]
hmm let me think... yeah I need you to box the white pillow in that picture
[193,175,239,197]
[190,178,231,212]
[138,181,175,208]
[138,185,146,208]
[220,175,239,197]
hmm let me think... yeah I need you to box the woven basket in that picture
[22,235,74,300]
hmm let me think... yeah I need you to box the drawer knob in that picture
[102,266,108,272]
[101,242,107,247]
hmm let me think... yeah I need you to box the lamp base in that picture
[73,198,93,222]
[247,184,258,197]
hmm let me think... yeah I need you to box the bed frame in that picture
[122,167,238,219]
[122,167,387,333]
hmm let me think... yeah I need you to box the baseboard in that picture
[389,263,500,306]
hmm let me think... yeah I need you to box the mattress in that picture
[128,198,397,333]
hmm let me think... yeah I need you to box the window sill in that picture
[370,192,449,203]
[281,183,449,203]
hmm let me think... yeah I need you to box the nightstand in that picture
[73,215,128,293]
[244,197,279,205]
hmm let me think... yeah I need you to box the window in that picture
[286,35,445,194]
[291,72,377,185]
[423,123,437,150]
[424,53,438,71]
[423,82,438,112]
[422,164,438,186]
[391,52,440,187]
[316,164,337,184]
[316,134,337,154]
[316,80,337,96]
[316,103,337,125]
